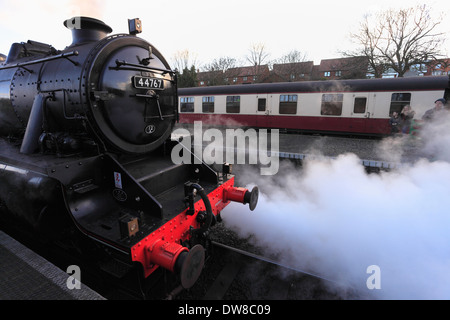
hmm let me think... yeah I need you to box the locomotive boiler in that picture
[0,17,258,297]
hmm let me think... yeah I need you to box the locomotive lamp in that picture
[128,18,142,35]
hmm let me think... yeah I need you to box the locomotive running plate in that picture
[133,76,164,90]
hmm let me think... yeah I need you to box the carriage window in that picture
[354,97,367,114]
[226,96,240,113]
[258,98,266,112]
[321,94,343,115]
[389,93,411,115]
[180,97,194,112]
[202,96,215,113]
[279,95,298,114]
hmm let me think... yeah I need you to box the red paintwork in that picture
[178,113,391,135]
[131,177,238,278]
[223,186,248,204]
[145,239,188,273]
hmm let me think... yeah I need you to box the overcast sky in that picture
[0,0,449,67]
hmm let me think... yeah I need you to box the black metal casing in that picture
[0,17,177,155]
[0,17,230,296]
[0,17,259,298]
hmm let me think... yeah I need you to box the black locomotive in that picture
[0,17,258,298]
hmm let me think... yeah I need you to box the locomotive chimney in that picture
[64,16,112,46]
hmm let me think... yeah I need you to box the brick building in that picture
[196,56,449,87]
[224,65,271,85]
[315,56,369,80]
[197,65,271,87]
[424,58,450,76]
[271,61,315,82]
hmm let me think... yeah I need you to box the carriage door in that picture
[256,94,270,128]
[349,95,370,133]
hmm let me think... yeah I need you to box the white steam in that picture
[68,0,104,19]
[221,112,450,299]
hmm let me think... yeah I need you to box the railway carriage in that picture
[178,76,450,136]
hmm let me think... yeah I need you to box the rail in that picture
[272,151,407,171]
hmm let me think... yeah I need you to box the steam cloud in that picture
[221,112,450,299]
[68,0,104,19]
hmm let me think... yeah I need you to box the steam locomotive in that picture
[0,17,258,298]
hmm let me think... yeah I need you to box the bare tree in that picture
[202,56,240,73]
[171,49,198,73]
[200,56,241,86]
[345,5,446,77]
[246,42,270,66]
[246,43,270,82]
[171,50,198,88]
[343,14,387,78]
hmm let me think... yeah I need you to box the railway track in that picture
[205,241,344,300]
[173,240,359,300]
[271,151,405,172]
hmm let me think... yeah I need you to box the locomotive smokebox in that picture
[64,16,112,46]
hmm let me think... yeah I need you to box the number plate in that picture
[133,76,164,90]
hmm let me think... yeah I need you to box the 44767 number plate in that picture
[133,76,164,90]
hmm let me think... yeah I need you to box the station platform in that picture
[0,230,105,300]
